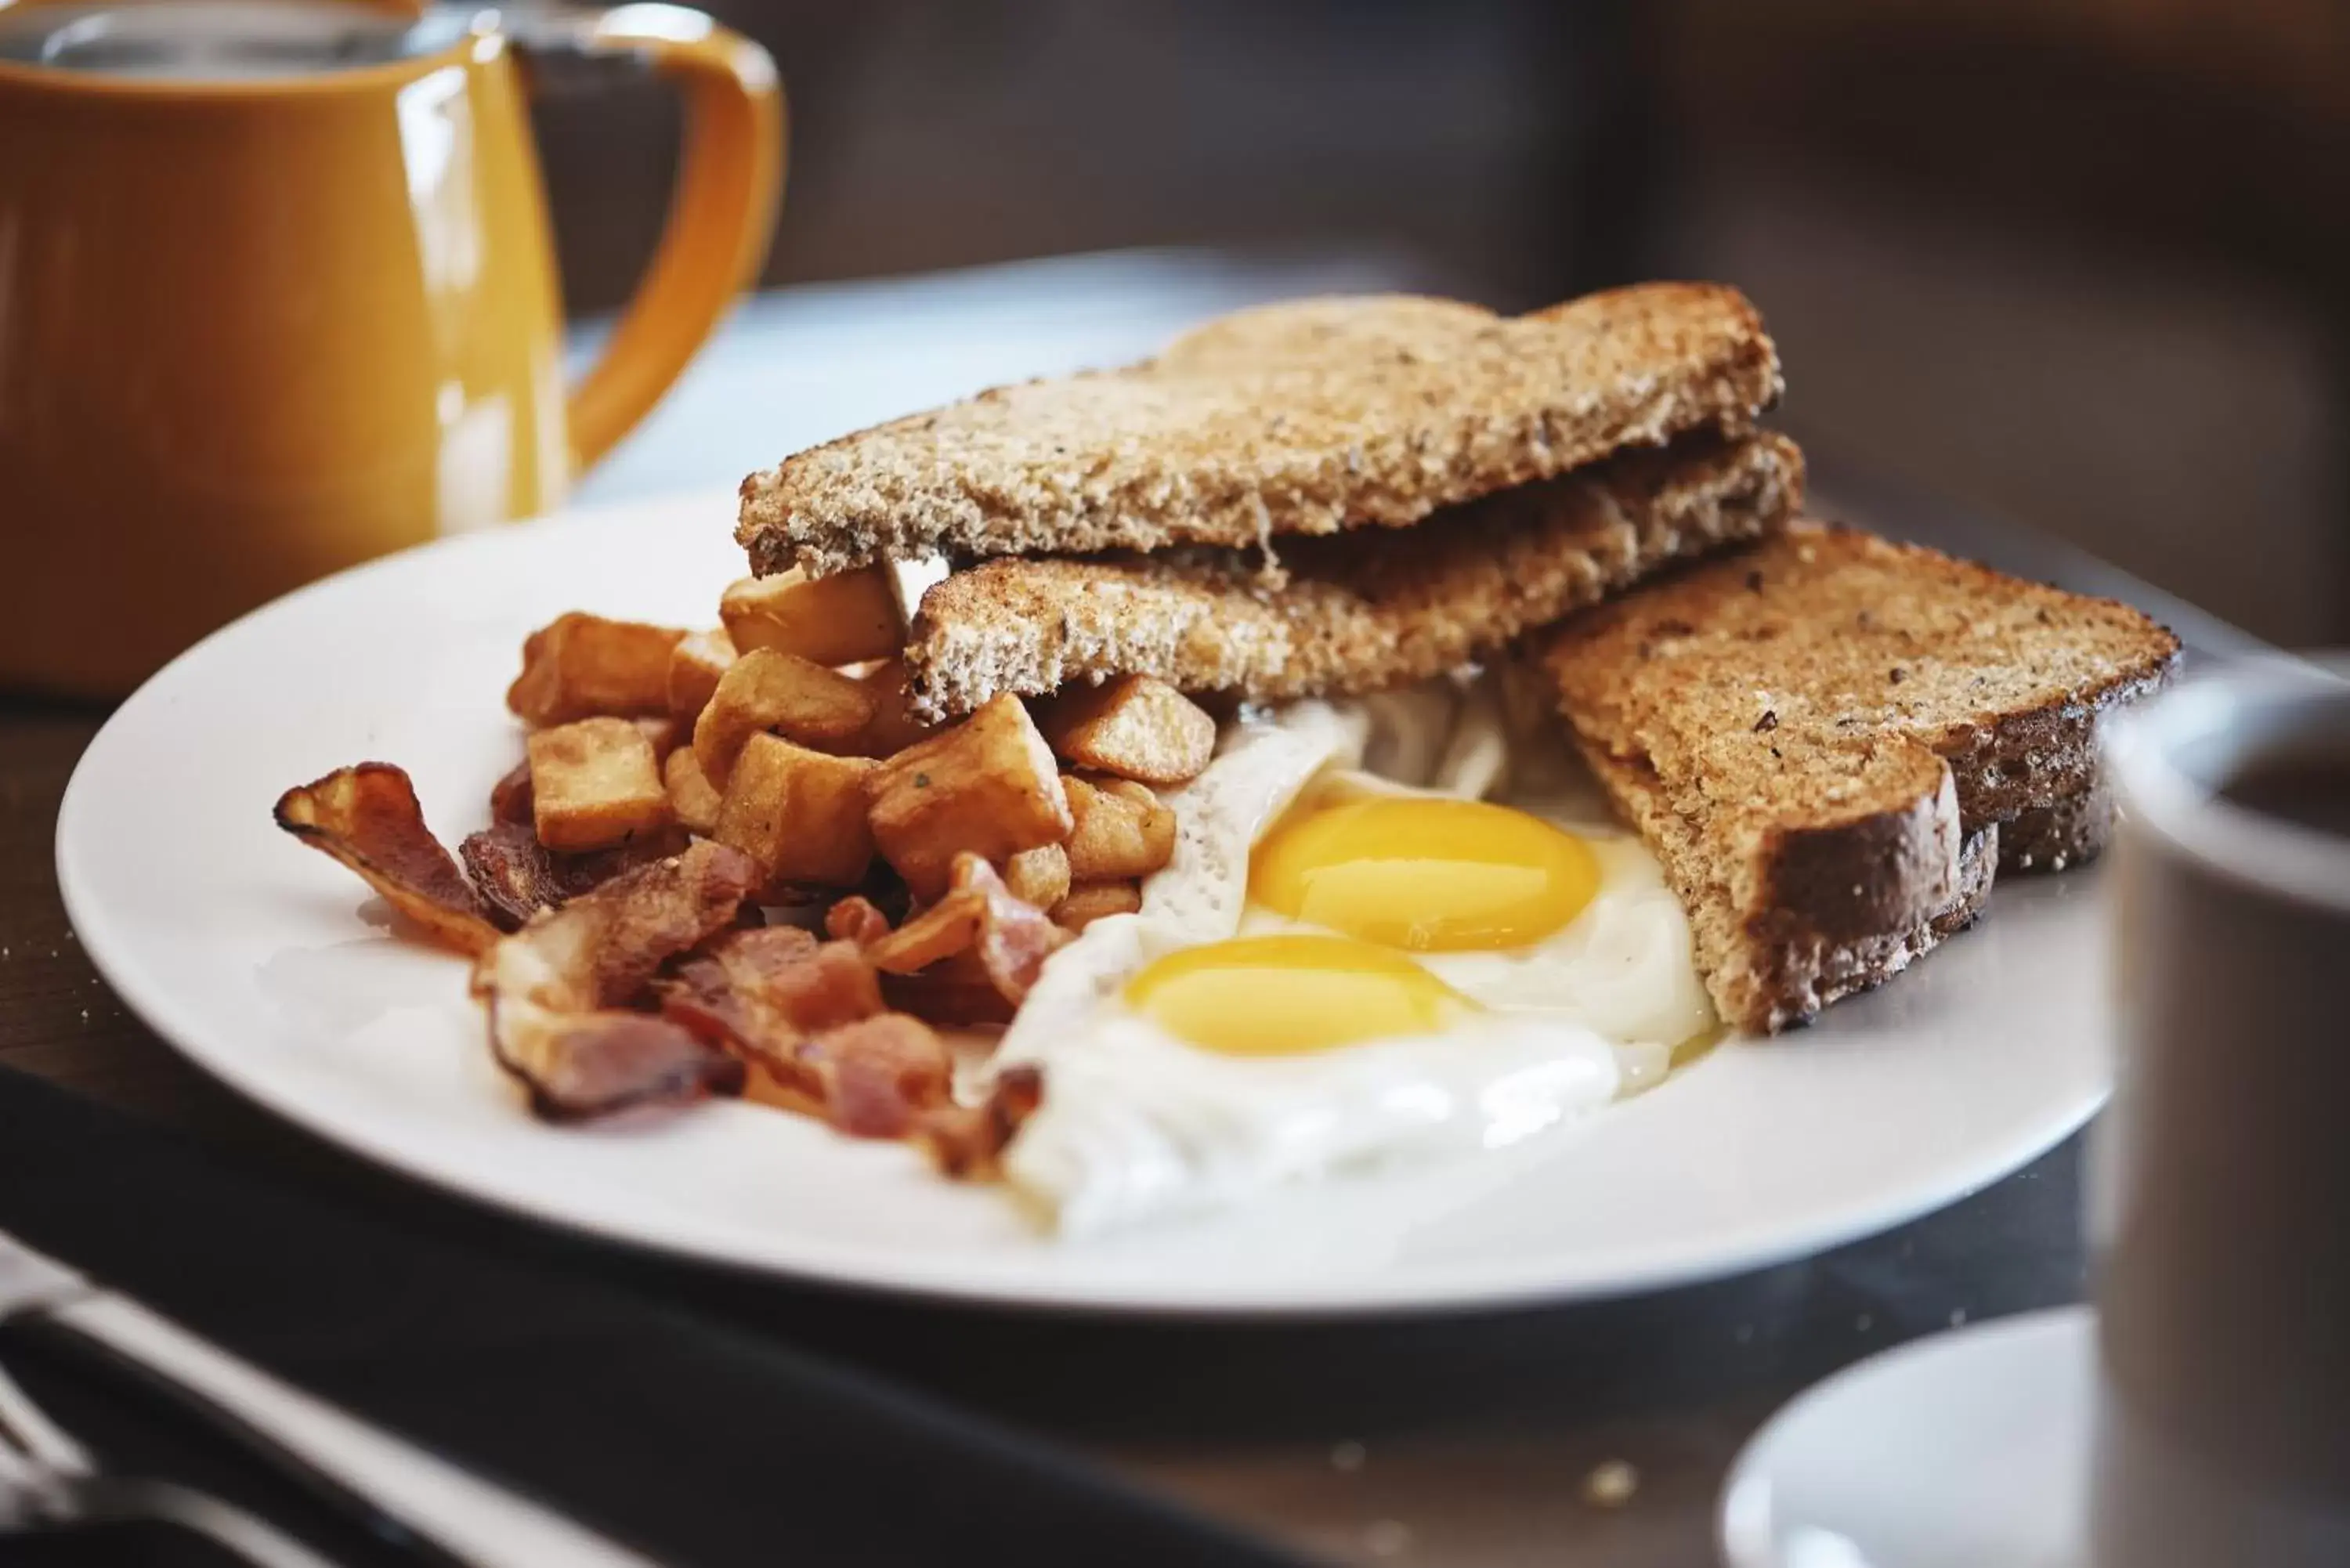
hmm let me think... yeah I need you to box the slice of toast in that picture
[1542,522,2180,1033]
[739,284,1781,578]
[905,431,1803,719]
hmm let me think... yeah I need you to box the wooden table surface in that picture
[0,450,2265,1567]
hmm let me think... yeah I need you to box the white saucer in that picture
[1720,1306,2093,1568]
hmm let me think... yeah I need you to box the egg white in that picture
[1007,992,1632,1237]
[992,676,1712,1236]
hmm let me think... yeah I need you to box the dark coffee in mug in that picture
[2222,751,2350,840]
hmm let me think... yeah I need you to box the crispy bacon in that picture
[855,854,1068,1006]
[653,928,965,1140]
[800,1013,956,1138]
[489,759,535,826]
[824,896,893,946]
[917,1064,1045,1180]
[460,820,692,930]
[460,822,559,929]
[656,927,884,1075]
[486,999,741,1122]
[570,841,761,1008]
[963,861,1069,1005]
[863,898,983,974]
[279,764,1051,1152]
[274,764,501,956]
[881,950,1016,1028]
[468,840,758,1118]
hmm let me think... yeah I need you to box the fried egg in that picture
[994,677,1713,1235]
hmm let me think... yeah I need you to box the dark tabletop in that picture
[0,450,2263,1567]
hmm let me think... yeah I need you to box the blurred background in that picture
[537,0,2348,646]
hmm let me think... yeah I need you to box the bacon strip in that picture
[470,840,758,1118]
[486,1000,739,1122]
[881,951,1017,1028]
[460,820,691,930]
[657,927,884,1071]
[460,822,561,930]
[855,854,1068,1003]
[801,1014,956,1139]
[653,928,967,1140]
[823,896,893,946]
[488,758,535,826]
[274,764,500,956]
[917,1064,1045,1180]
[280,765,1049,1158]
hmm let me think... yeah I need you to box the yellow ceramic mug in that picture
[0,0,783,695]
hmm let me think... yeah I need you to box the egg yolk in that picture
[1125,933,1477,1057]
[1249,795,1601,951]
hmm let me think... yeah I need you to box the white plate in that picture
[59,491,2112,1317]
[1719,1306,2092,1568]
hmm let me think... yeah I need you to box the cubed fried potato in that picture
[864,695,1072,898]
[714,733,877,889]
[1035,674,1216,785]
[1061,775,1177,881]
[667,627,736,720]
[506,612,685,726]
[1050,879,1143,931]
[1002,843,1072,911]
[663,746,724,836]
[634,714,684,761]
[851,658,939,757]
[528,717,672,852]
[692,649,877,788]
[720,565,906,667]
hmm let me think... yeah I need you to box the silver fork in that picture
[0,1354,340,1568]
[0,1227,660,1568]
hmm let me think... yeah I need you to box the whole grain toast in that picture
[739,284,1781,578]
[1542,522,2180,1033]
[904,431,1803,719]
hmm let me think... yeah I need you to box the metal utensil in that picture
[0,1352,340,1566]
[0,1227,663,1567]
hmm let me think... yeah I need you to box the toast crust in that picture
[906,431,1803,719]
[1546,522,2180,1031]
[739,284,1781,577]
[1580,735,1982,1031]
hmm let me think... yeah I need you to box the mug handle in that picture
[532,6,786,472]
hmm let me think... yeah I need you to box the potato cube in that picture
[667,627,736,720]
[506,612,685,726]
[663,746,724,836]
[1050,880,1142,931]
[527,717,671,851]
[1062,775,1177,881]
[1002,843,1072,911]
[851,657,939,758]
[692,649,877,788]
[865,694,1072,898]
[1036,675,1216,785]
[720,565,906,667]
[634,714,684,761]
[714,733,877,889]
